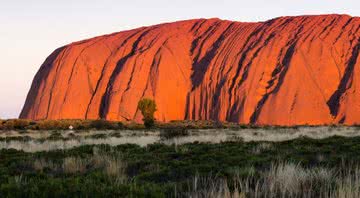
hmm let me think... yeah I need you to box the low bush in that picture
[90,119,123,130]
[0,119,124,130]
[0,119,32,130]
[160,128,189,139]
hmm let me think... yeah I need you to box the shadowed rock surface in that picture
[20,15,360,125]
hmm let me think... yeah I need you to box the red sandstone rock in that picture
[20,15,360,125]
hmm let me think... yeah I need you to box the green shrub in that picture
[90,119,123,130]
[125,122,145,130]
[160,128,189,139]
[137,98,157,128]
[2,119,31,130]
[35,120,68,130]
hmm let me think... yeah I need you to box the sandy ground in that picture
[1,127,360,152]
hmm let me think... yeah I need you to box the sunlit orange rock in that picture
[20,15,360,125]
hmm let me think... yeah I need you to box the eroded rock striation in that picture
[21,15,360,125]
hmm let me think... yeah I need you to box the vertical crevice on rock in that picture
[85,30,142,119]
[45,47,69,119]
[250,43,297,124]
[190,23,234,90]
[327,38,360,117]
[99,28,154,118]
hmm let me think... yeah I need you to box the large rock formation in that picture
[20,15,360,125]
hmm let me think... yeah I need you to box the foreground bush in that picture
[2,136,360,197]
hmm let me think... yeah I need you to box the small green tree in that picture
[137,98,157,128]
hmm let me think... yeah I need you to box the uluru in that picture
[20,14,360,125]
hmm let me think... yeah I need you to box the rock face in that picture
[20,15,360,125]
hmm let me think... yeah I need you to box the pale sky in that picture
[0,0,359,118]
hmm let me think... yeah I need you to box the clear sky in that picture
[0,0,359,119]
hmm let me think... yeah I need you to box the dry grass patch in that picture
[62,157,88,174]
[31,147,127,182]
[184,162,360,198]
